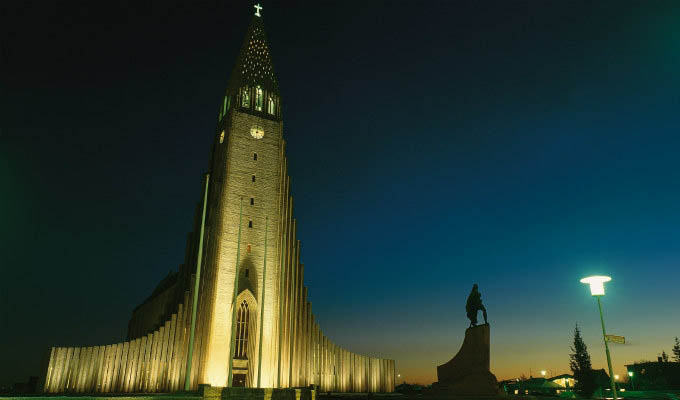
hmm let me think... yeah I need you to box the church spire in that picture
[217,7,281,122]
[226,9,279,99]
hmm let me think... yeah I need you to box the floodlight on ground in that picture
[541,370,546,377]
[580,275,611,296]
[628,371,633,377]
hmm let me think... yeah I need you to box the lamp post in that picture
[580,275,618,400]
[628,371,634,390]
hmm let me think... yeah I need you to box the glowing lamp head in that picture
[580,275,611,296]
[628,371,633,377]
[541,370,546,376]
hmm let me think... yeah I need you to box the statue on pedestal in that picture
[434,283,498,396]
[465,283,488,327]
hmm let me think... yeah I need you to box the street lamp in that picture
[580,275,618,400]
[628,371,634,390]
[541,370,546,377]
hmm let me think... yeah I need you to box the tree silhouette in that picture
[570,324,596,398]
[673,337,680,362]
[662,350,669,362]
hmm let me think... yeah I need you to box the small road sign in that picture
[606,334,625,344]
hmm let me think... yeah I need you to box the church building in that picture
[40,7,395,394]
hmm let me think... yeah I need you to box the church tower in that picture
[40,7,395,394]
[196,9,285,387]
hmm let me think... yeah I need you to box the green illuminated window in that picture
[268,96,275,115]
[255,87,263,111]
[241,87,250,108]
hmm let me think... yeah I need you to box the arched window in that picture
[255,87,263,111]
[268,96,275,115]
[235,300,249,359]
[241,87,250,108]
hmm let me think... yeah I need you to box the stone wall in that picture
[127,278,179,341]
[42,289,196,393]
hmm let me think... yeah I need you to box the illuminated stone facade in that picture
[40,12,395,394]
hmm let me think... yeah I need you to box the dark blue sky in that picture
[2,0,680,385]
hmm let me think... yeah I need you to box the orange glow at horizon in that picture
[388,333,673,385]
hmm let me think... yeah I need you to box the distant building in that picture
[626,361,680,390]
[503,371,624,397]
[502,377,564,396]
[548,373,575,390]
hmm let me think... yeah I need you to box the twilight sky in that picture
[2,0,680,386]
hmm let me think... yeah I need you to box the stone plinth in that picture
[435,323,499,396]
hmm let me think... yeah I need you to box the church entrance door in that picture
[233,374,246,387]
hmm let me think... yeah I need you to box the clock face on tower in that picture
[250,125,264,139]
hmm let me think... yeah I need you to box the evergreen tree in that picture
[662,350,669,362]
[673,337,680,362]
[570,324,597,398]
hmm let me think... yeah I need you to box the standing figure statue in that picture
[466,283,488,327]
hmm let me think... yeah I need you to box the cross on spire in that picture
[254,3,263,17]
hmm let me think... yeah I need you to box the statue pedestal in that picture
[434,323,499,396]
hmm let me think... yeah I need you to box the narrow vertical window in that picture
[248,221,253,228]
[253,153,257,161]
[252,175,256,182]
[241,87,250,108]
[268,96,275,115]
[219,130,225,144]
[250,197,254,205]
[255,87,263,111]
[235,300,249,359]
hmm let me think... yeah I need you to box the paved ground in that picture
[2,390,678,400]
[318,390,680,400]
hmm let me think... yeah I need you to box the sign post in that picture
[605,335,625,344]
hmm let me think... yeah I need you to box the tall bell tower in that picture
[195,6,285,388]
